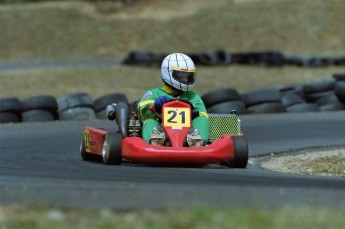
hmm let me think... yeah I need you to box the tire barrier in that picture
[57,92,96,121]
[21,95,58,122]
[122,50,345,67]
[94,93,129,119]
[200,73,345,115]
[0,73,344,124]
[335,81,345,104]
[201,88,242,108]
[0,92,129,123]
[0,98,22,123]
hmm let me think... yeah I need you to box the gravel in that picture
[259,147,345,177]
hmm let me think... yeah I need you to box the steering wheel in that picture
[169,98,195,110]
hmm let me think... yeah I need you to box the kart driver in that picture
[137,53,209,147]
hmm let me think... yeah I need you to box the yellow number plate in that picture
[163,107,191,128]
[84,129,91,152]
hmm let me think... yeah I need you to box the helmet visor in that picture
[172,70,196,85]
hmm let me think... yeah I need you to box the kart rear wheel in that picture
[102,132,122,165]
[228,136,248,168]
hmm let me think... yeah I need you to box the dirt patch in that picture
[260,147,345,178]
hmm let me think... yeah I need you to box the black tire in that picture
[186,53,201,65]
[197,52,218,66]
[22,109,56,122]
[285,56,309,66]
[333,73,345,81]
[59,107,96,121]
[21,95,57,112]
[201,88,241,108]
[334,81,345,104]
[304,91,334,103]
[57,92,94,112]
[232,51,285,66]
[150,53,166,67]
[333,57,345,66]
[281,94,304,107]
[0,98,22,114]
[0,112,21,123]
[213,49,232,65]
[207,101,246,114]
[228,136,248,168]
[286,103,320,113]
[304,57,330,67]
[247,102,286,114]
[315,94,339,106]
[102,132,122,165]
[241,88,282,107]
[303,79,335,94]
[260,50,285,66]
[319,102,345,111]
[96,108,107,120]
[276,84,304,98]
[122,51,155,66]
[94,93,129,112]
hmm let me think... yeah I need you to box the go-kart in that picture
[80,99,248,168]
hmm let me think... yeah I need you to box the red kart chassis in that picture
[80,100,248,168]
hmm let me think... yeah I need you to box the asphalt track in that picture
[0,60,120,73]
[0,111,345,209]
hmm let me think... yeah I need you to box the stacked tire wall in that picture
[0,98,22,123]
[21,95,58,122]
[57,93,96,121]
[0,93,130,124]
[1,73,344,124]
[202,73,345,114]
[122,50,345,67]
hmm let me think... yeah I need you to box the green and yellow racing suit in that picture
[138,84,209,143]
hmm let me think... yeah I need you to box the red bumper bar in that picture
[121,137,234,164]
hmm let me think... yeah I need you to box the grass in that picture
[0,0,344,62]
[0,0,344,100]
[1,205,345,229]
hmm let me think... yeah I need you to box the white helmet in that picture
[161,53,196,91]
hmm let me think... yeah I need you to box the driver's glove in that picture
[154,96,170,114]
[105,103,117,120]
[192,109,199,120]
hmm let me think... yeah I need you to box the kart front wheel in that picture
[228,136,248,168]
[80,133,90,161]
[102,132,122,165]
